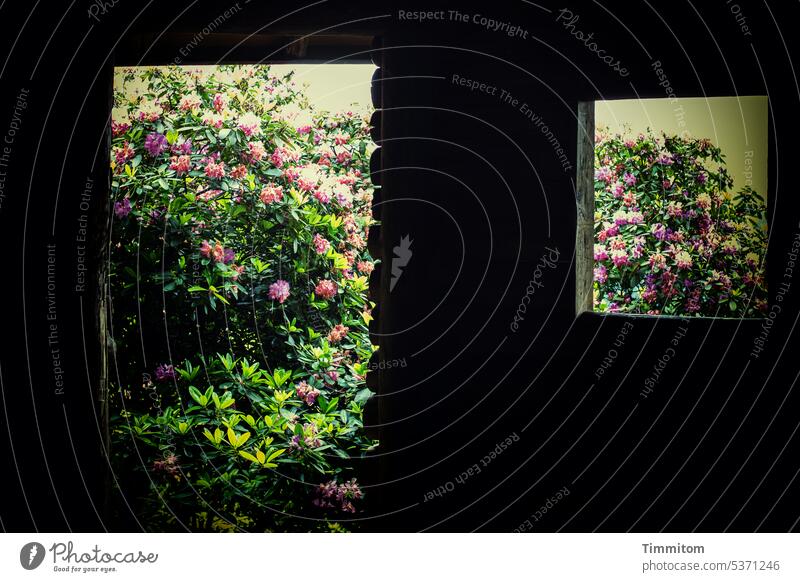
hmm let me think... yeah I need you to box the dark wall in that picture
[1,0,798,532]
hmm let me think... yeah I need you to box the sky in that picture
[270,63,375,114]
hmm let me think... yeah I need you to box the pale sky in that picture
[270,64,375,114]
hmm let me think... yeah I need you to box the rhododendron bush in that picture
[593,128,767,317]
[108,65,377,531]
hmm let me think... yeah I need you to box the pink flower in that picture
[200,240,212,257]
[171,138,192,155]
[269,279,291,303]
[179,94,202,112]
[333,133,349,145]
[229,164,247,180]
[270,147,288,167]
[295,381,321,406]
[610,181,624,198]
[622,191,637,207]
[623,172,636,186]
[204,160,226,179]
[114,142,135,166]
[259,185,283,204]
[327,324,348,343]
[212,92,226,113]
[114,198,131,218]
[357,261,374,274]
[674,251,693,269]
[627,211,643,225]
[595,166,613,183]
[649,253,667,271]
[594,245,608,261]
[296,125,312,135]
[314,189,331,204]
[610,249,629,268]
[169,155,191,175]
[315,279,337,300]
[594,265,608,284]
[313,233,330,254]
[243,141,266,164]
[111,120,130,137]
[154,364,176,382]
[336,150,352,165]
[144,132,168,157]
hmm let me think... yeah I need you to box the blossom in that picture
[623,172,636,186]
[237,111,262,136]
[627,211,644,225]
[152,453,180,475]
[594,265,608,284]
[243,140,266,164]
[745,252,759,267]
[259,185,283,204]
[721,238,740,254]
[144,132,168,157]
[609,238,626,253]
[657,153,674,165]
[111,120,130,136]
[696,172,707,184]
[229,164,247,180]
[357,261,374,274]
[270,147,289,167]
[336,150,352,165]
[171,138,192,155]
[179,93,202,112]
[595,166,613,183]
[327,324,348,343]
[313,479,362,513]
[169,155,191,175]
[610,181,624,198]
[594,244,608,261]
[114,198,132,218]
[204,160,226,179]
[696,193,711,210]
[201,112,224,128]
[113,142,135,167]
[649,253,667,271]
[612,210,629,226]
[333,132,349,145]
[154,364,176,381]
[295,381,320,406]
[674,251,693,269]
[314,189,331,204]
[268,279,291,303]
[313,233,330,254]
[610,249,629,267]
[315,279,337,299]
[212,92,227,113]
[651,223,667,241]
[666,201,683,218]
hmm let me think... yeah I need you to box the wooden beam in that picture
[575,101,595,316]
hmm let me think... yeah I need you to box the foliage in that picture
[593,128,767,317]
[108,65,377,531]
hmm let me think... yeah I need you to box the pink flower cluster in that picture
[268,279,290,303]
[312,479,362,513]
[315,279,337,299]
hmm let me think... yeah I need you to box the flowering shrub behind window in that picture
[593,128,767,317]
[109,65,377,531]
